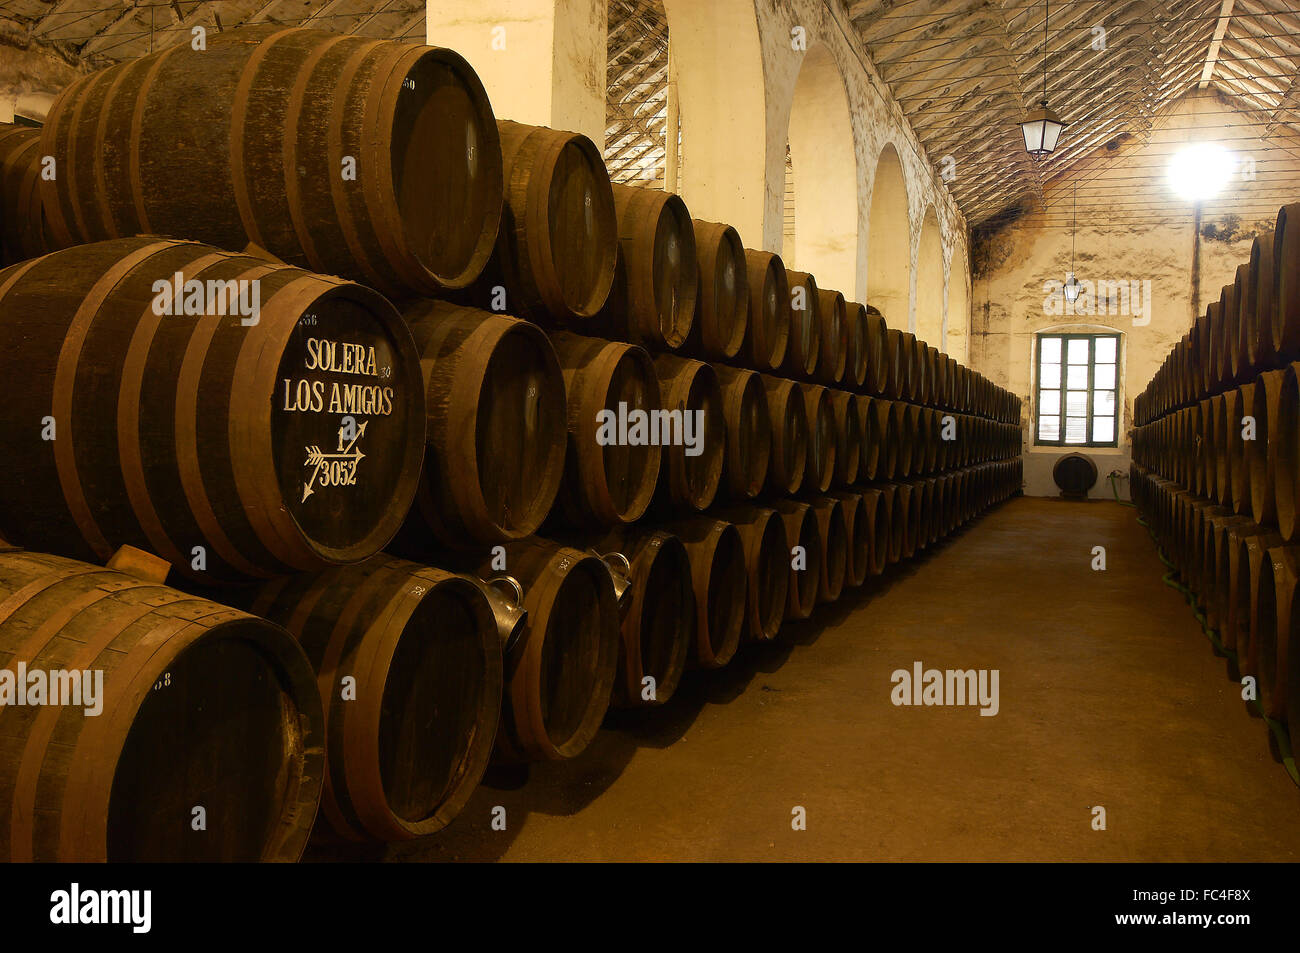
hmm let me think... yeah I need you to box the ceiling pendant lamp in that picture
[1021,0,1067,158]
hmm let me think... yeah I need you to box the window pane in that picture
[1064,417,1088,443]
[1092,416,1115,443]
[1067,364,1089,389]
[1040,363,1061,388]
[1094,389,1115,415]
[1039,416,1060,441]
[1067,338,1090,364]
[1039,389,1060,415]
[1065,390,1088,416]
[1040,337,1062,363]
[1094,363,1116,389]
[1095,337,1117,363]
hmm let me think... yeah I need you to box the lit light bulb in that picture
[1168,143,1234,201]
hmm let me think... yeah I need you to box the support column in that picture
[426,0,607,149]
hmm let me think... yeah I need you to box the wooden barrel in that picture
[1231,263,1251,383]
[600,184,697,350]
[931,349,949,409]
[1265,546,1300,728]
[1198,304,1217,396]
[1233,382,1256,515]
[742,249,790,371]
[1214,283,1236,390]
[479,120,617,322]
[688,220,748,359]
[783,269,821,379]
[652,354,723,512]
[917,478,936,549]
[800,383,836,493]
[666,517,748,663]
[0,547,324,861]
[858,488,887,576]
[828,389,861,486]
[1275,362,1300,541]
[873,398,898,480]
[478,538,619,761]
[0,238,425,582]
[1244,533,1284,717]
[40,26,503,298]
[714,506,787,644]
[396,301,565,546]
[0,124,54,265]
[760,375,808,494]
[1274,203,1300,359]
[901,480,923,559]
[1250,369,1284,525]
[855,394,879,482]
[548,332,662,527]
[1213,392,1234,507]
[883,328,907,399]
[593,528,693,707]
[863,306,889,396]
[770,499,821,621]
[884,483,908,564]
[813,288,848,384]
[844,301,870,389]
[248,554,498,841]
[1207,514,1255,636]
[807,496,848,604]
[905,333,925,403]
[713,364,771,499]
[1248,232,1277,371]
[1225,524,1275,654]
[899,403,923,477]
[828,491,870,588]
[919,407,939,474]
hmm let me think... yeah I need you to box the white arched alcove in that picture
[784,42,858,294]
[866,143,911,329]
[915,206,943,345]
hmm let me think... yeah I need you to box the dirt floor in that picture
[314,496,1300,862]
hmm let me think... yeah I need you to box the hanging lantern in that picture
[1021,100,1067,157]
[1063,272,1081,302]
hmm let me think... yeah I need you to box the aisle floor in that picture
[354,497,1300,861]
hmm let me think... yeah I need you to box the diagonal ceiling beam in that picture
[1198,0,1236,87]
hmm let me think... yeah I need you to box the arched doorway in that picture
[867,143,911,329]
[784,43,858,294]
[915,206,943,345]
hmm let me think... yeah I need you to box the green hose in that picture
[1132,500,1300,787]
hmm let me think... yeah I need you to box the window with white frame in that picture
[1035,332,1120,447]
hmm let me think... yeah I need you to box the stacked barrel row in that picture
[0,25,1022,863]
[1130,199,1300,755]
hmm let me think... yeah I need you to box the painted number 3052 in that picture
[317,460,359,487]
